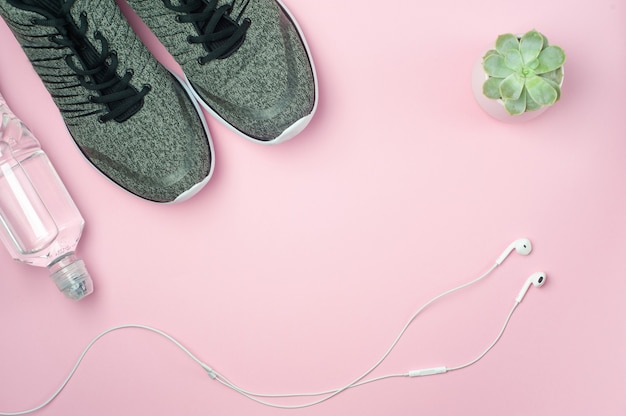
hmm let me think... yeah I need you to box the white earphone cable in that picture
[205,296,522,409]
[447,301,519,372]
[0,324,208,416]
[203,262,501,409]
[0,261,528,414]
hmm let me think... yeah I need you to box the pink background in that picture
[1,0,625,415]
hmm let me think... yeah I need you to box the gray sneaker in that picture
[0,0,214,203]
[126,0,318,144]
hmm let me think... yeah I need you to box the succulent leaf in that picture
[527,58,540,70]
[483,76,503,99]
[483,54,515,77]
[519,30,544,64]
[525,92,542,111]
[504,49,524,72]
[499,73,524,100]
[483,49,499,60]
[542,67,564,85]
[495,34,519,54]
[504,88,527,115]
[525,76,558,106]
[542,77,562,101]
[535,45,566,74]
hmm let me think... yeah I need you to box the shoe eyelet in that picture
[197,57,206,65]
[97,116,105,124]
[126,69,134,76]
[144,84,152,92]
[87,95,94,102]
[186,35,193,44]
[175,15,182,23]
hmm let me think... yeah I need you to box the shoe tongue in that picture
[190,0,246,59]
[81,46,142,123]
[32,0,62,8]
[7,0,64,14]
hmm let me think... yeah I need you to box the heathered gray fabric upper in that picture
[0,0,212,202]
[127,0,315,142]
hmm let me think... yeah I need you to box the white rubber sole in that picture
[169,71,215,203]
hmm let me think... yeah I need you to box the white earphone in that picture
[495,238,532,265]
[0,238,548,414]
[516,271,546,303]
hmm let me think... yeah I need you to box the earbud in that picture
[515,272,546,303]
[495,238,532,265]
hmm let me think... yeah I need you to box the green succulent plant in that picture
[482,30,565,115]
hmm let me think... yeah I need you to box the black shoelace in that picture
[11,0,149,123]
[163,0,251,64]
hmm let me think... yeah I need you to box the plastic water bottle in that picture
[0,92,93,300]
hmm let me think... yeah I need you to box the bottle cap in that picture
[50,258,94,300]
